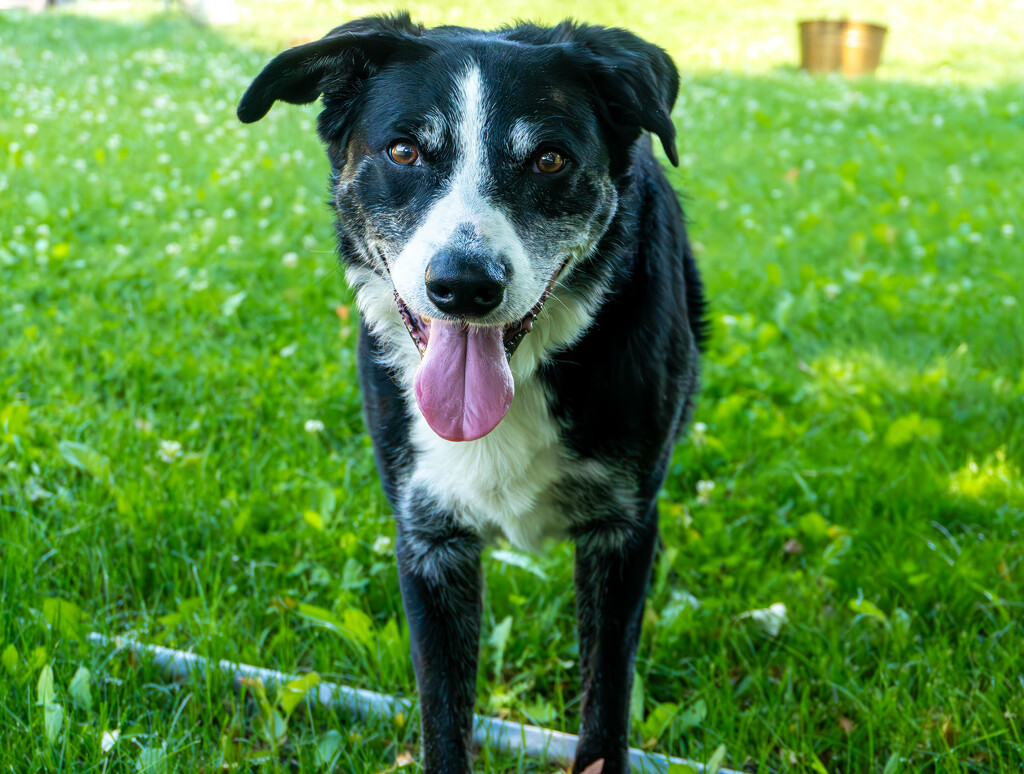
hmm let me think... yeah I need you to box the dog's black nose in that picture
[425,250,508,317]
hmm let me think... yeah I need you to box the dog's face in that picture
[239,15,679,441]
[331,56,615,345]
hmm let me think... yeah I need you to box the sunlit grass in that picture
[1,2,1022,772]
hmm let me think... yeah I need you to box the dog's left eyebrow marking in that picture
[508,118,541,160]
[418,109,448,154]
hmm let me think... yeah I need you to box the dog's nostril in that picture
[475,287,499,305]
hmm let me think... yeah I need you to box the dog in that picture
[238,14,705,773]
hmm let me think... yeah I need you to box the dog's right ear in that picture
[237,13,422,124]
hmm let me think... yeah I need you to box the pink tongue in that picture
[413,321,514,442]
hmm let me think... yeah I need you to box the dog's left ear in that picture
[237,13,422,124]
[562,25,679,167]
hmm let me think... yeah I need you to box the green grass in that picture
[1,2,1023,772]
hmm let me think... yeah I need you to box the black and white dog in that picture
[239,13,705,773]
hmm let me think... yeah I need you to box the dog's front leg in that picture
[572,511,659,774]
[396,507,483,774]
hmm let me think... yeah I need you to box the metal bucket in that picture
[799,19,888,76]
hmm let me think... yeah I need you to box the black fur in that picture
[240,14,705,774]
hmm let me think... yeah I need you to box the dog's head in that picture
[239,14,678,442]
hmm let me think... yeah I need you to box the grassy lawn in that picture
[1,1,1022,772]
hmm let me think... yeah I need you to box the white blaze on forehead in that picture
[454,65,488,191]
[389,63,536,320]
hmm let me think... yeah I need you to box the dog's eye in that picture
[533,149,567,174]
[388,141,420,166]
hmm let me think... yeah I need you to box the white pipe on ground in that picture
[88,633,740,774]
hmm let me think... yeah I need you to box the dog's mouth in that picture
[394,283,554,444]
[395,290,549,361]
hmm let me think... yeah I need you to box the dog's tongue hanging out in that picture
[413,321,514,442]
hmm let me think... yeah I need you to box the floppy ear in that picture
[237,13,422,124]
[560,24,680,166]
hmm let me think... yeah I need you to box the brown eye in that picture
[388,141,419,165]
[533,149,567,174]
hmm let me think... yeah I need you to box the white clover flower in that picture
[304,419,325,434]
[738,602,788,637]
[1002,296,1017,307]
[259,195,273,210]
[282,252,299,268]
[279,342,298,358]
[696,479,715,505]
[189,272,209,292]
[158,439,182,463]
[1002,224,1015,238]
[227,235,243,251]
[372,535,392,554]
[101,729,119,753]
[824,283,841,301]
[25,123,38,137]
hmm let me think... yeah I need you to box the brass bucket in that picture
[799,19,888,76]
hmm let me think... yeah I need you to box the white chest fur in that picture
[347,265,603,551]
[408,374,567,551]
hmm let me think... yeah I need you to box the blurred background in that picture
[1,1,1022,772]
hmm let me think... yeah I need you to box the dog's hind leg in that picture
[395,508,483,774]
[572,509,659,774]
